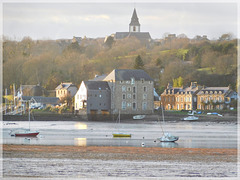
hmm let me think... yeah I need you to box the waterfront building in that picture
[74,81,111,114]
[55,82,77,100]
[196,86,237,110]
[103,69,154,115]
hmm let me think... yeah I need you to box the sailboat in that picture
[157,107,179,142]
[112,111,131,138]
[10,101,40,137]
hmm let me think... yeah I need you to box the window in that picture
[143,94,147,100]
[142,102,147,110]
[176,97,179,102]
[133,102,136,110]
[122,94,126,100]
[120,81,123,84]
[127,94,131,99]
[122,86,126,92]
[131,78,135,85]
[133,26,136,31]
[133,87,136,93]
[99,94,102,98]
[122,101,126,110]
[127,87,131,91]
[143,87,147,92]
[127,103,131,107]
[133,94,136,100]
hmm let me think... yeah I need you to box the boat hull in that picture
[112,133,131,138]
[15,132,39,137]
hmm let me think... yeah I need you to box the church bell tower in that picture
[129,8,140,33]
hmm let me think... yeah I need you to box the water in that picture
[2,120,237,149]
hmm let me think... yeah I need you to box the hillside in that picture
[3,35,237,95]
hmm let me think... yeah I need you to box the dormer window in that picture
[141,78,144,83]
[131,78,135,85]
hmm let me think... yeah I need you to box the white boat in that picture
[158,133,179,142]
[112,111,131,138]
[157,107,179,142]
[10,101,39,137]
[133,115,145,120]
[183,116,199,121]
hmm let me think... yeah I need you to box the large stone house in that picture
[74,81,111,114]
[161,82,202,110]
[175,82,202,110]
[196,86,237,110]
[55,82,77,100]
[161,83,182,110]
[103,69,154,115]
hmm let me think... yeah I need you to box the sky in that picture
[2,0,239,40]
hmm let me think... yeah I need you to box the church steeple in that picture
[129,8,140,32]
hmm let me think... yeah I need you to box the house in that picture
[114,8,151,43]
[196,86,237,110]
[17,84,45,97]
[161,83,182,110]
[103,69,154,115]
[74,81,111,114]
[175,82,202,110]
[55,82,77,100]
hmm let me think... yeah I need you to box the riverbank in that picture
[3,112,237,123]
[3,145,238,178]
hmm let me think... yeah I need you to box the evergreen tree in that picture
[134,55,144,69]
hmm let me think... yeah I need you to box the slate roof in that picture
[84,81,110,91]
[89,74,107,81]
[115,32,151,40]
[55,82,76,90]
[31,96,60,104]
[129,8,140,26]
[161,88,182,95]
[197,87,230,95]
[103,69,153,82]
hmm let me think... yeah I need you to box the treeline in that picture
[3,34,237,95]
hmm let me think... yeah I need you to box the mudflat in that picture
[3,144,237,162]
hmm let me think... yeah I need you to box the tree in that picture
[134,55,144,69]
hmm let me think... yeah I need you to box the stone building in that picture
[103,69,154,115]
[55,82,77,100]
[161,83,182,110]
[74,81,111,114]
[196,86,237,110]
[175,82,202,110]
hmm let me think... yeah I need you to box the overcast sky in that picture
[2,1,239,40]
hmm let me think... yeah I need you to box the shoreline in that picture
[3,113,237,123]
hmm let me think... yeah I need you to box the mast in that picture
[28,100,30,130]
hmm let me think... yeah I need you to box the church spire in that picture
[129,8,140,32]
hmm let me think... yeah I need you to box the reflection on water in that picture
[158,142,178,148]
[75,122,87,130]
[74,138,87,146]
[3,120,237,149]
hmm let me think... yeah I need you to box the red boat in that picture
[14,130,39,137]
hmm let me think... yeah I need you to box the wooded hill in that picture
[3,34,237,95]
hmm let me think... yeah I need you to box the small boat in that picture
[11,129,39,137]
[183,116,199,121]
[112,133,131,138]
[10,101,39,137]
[158,133,179,142]
[112,111,131,138]
[133,115,145,120]
[158,107,179,142]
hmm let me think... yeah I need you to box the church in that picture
[114,8,152,43]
